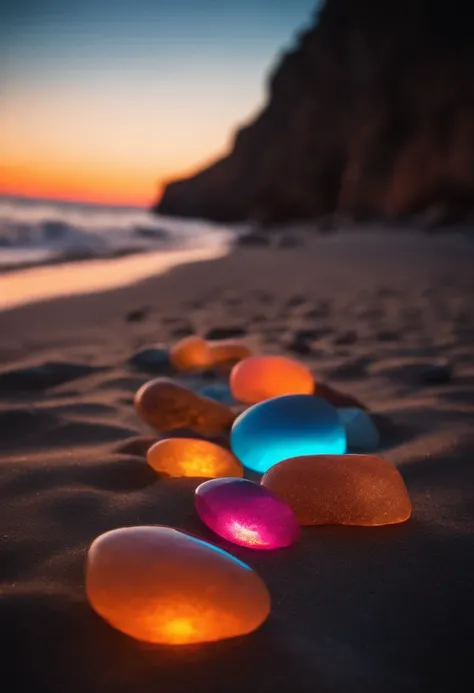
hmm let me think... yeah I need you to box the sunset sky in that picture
[1,0,317,207]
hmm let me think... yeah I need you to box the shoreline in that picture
[0,243,230,312]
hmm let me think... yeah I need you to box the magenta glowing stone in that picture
[195,477,300,550]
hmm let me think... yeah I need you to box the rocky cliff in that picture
[155,0,474,224]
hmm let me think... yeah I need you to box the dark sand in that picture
[1,230,473,692]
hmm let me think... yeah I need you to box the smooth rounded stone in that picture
[262,454,412,526]
[86,526,270,644]
[147,438,243,478]
[338,408,380,452]
[230,355,314,404]
[195,478,299,549]
[134,378,235,435]
[231,394,346,474]
[170,336,212,371]
[199,383,236,406]
[128,346,172,374]
[208,340,252,366]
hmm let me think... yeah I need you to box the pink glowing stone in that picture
[195,478,300,550]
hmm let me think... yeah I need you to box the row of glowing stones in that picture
[86,337,412,645]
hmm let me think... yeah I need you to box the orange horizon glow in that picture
[0,159,218,208]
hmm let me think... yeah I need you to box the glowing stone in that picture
[338,408,380,452]
[195,478,299,549]
[230,355,314,404]
[208,341,253,366]
[262,454,412,526]
[170,336,212,371]
[231,394,346,473]
[86,526,270,644]
[135,378,235,435]
[147,438,243,478]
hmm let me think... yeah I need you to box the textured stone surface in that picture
[134,378,235,435]
[195,477,299,549]
[231,394,346,474]
[230,355,314,404]
[147,438,243,478]
[86,526,271,644]
[262,454,412,526]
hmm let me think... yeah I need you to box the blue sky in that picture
[0,0,318,204]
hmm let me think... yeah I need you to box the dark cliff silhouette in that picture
[155,0,474,224]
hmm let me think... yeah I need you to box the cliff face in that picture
[155,0,474,224]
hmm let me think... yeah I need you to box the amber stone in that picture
[262,454,411,526]
[147,438,243,478]
[135,378,235,435]
[170,335,212,371]
[86,526,271,644]
[208,341,253,367]
[230,355,315,404]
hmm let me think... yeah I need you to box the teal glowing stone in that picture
[231,394,346,474]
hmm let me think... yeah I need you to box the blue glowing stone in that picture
[231,394,346,474]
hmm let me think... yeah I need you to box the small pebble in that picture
[230,355,315,404]
[134,378,235,435]
[128,346,172,374]
[262,454,412,526]
[86,526,270,644]
[231,394,346,474]
[147,438,243,478]
[195,478,299,549]
[208,340,252,366]
[338,408,380,452]
[170,336,212,371]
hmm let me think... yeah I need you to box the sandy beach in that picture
[1,228,474,693]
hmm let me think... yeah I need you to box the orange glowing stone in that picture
[230,355,315,404]
[170,335,212,371]
[86,526,271,644]
[147,438,243,478]
[134,378,235,435]
[262,454,412,526]
[208,341,253,366]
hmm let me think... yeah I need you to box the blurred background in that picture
[1,0,473,280]
[0,0,316,276]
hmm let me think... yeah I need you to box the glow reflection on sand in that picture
[0,245,229,311]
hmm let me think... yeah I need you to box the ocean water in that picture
[0,196,234,271]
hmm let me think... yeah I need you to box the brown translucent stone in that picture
[170,335,212,371]
[147,438,243,478]
[86,526,271,644]
[208,341,253,367]
[262,454,412,526]
[135,378,235,435]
